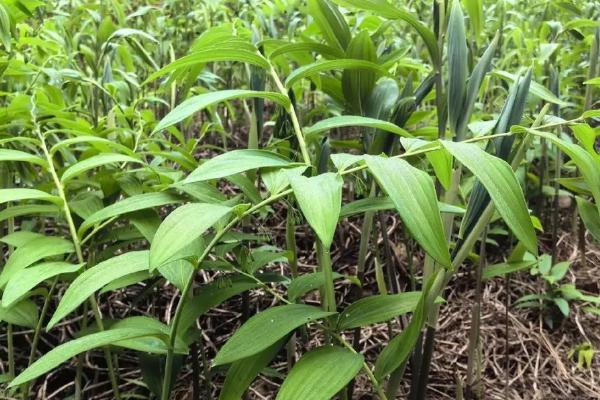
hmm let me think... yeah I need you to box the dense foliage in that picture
[0,0,599,399]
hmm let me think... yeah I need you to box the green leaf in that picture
[219,339,285,400]
[61,154,143,183]
[337,292,422,330]
[493,70,569,106]
[213,304,335,366]
[184,150,294,184]
[149,203,231,270]
[158,259,193,291]
[147,49,269,83]
[0,299,38,328]
[482,260,536,280]
[49,136,137,157]
[442,141,538,255]
[288,271,344,302]
[365,155,451,267]
[285,59,387,88]
[554,298,570,317]
[577,197,600,241]
[0,3,11,51]
[548,261,571,284]
[342,31,378,114]
[307,0,351,51]
[340,196,465,218]
[456,33,499,137]
[276,346,363,400]
[0,204,58,222]
[9,328,166,388]
[0,188,62,205]
[106,28,158,44]
[0,149,47,167]
[304,116,410,138]
[79,192,183,236]
[290,173,343,248]
[47,251,150,330]
[0,236,74,288]
[2,262,84,308]
[111,316,187,354]
[153,90,290,134]
[462,0,483,37]
[269,42,345,59]
[262,166,308,195]
[447,0,468,135]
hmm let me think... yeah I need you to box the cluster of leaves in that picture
[0,0,599,399]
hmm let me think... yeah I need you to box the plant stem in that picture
[21,276,59,398]
[465,228,486,397]
[32,107,121,400]
[267,63,311,165]
[317,241,336,313]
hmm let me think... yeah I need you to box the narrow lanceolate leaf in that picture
[287,272,344,302]
[269,42,345,59]
[447,0,468,135]
[0,188,62,205]
[339,196,465,218]
[219,339,285,400]
[153,90,290,134]
[213,304,335,366]
[482,260,537,280]
[463,0,483,38]
[456,33,499,137]
[492,70,568,106]
[290,173,343,248]
[0,236,74,288]
[2,262,84,308]
[9,328,166,388]
[284,59,387,87]
[337,292,423,330]
[183,150,294,184]
[307,0,351,51]
[442,141,537,254]
[304,116,410,138]
[577,197,600,241]
[365,156,451,267]
[61,154,143,183]
[146,49,269,82]
[276,346,363,400]
[79,192,183,236]
[47,251,150,330]
[0,149,47,167]
[149,203,231,270]
[0,204,58,222]
[111,316,187,354]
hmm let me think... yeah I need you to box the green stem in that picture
[21,276,59,398]
[32,106,121,400]
[267,63,311,165]
[318,242,336,313]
